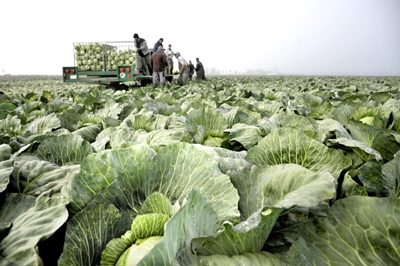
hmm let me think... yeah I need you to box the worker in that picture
[133,33,152,75]
[165,44,174,75]
[188,60,195,80]
[174,51,189,86]
[195,58,206,81]
[153,38,164,53]
[151,46,168,87]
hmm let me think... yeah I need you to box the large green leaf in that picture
[232,164,336,217]
[0,144,13,193]
[224,123,263,149]
[0,191,68,266]
[329,137,383,161]
[358,160,385,196]
[193,144,251,174]
[58,203,122,266]
[137,189,223,265]
[0,193,36,234]
[134,129,184,147]
[109,142,240,221]
[347,124,400,161]
[72,124,102,142]
[96,127,137,149]
[10,156,80,196]
[36,134,93,165]
[24,112,61,137]
[382,150,400,197]
[11,159,58,193]
[176,250,282,266]
[246,128,352,174]
[185,108,228,144]
[191,164,336,256]
[65,143,155,213]
[101,214,169,265]
[284,196,400,266]
[0,115,23,137]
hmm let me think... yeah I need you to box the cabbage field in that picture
[0,75,400,265]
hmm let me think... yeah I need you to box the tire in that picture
[140,79,152,87]
[166,76,173,83]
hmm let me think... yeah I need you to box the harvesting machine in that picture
[62,41,173,88]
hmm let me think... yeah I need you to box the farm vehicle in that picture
[62,41,173,88]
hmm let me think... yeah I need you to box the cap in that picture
[175,51,180,57]
[133,33,139,38]
[157,46,165,51]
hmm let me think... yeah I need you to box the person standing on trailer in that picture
[151,46,168,87]
[133,33,152,75]
[153,38,164,52]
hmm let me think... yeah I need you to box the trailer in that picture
[62,41,173,88]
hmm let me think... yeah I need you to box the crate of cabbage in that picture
[62,41,172,88]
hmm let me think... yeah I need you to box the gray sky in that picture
[1,0,399,76]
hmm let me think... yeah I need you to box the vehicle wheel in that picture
[140,79,152,87]
[109,83,129,90]
[166,76,173,83]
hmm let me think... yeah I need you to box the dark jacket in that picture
[188,63,195,74]
[153,41,163,53]
[151,51,168,72]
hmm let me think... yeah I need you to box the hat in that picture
[157,46,165,51]
[133,33,139,38]
[175,51,180,57]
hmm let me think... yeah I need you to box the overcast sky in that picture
[1,0,399,76]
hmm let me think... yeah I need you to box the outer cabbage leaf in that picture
[175,250,282,266]
[0,191,68,266]
[191,164,336,256]
[11,159,58,193]
[284,196,400,266]
[382,150,400,197]
[65,143,155,213]
[36,134,93,165]
[58,203,124,266]
[101,213,169,266]
[137,189,223,266]
[193,144,251,173]
[134,128,183,147]
[24,112,61,137]
[72,124,102,142]
[358,160,385,196]
[329,137,383,161]
[246,128,352,175]
[0,144,13,193]
[185,108,228,144]
[347,124,400,161]
[224,123,263,149]
[116,142,240,222]
[341,172,368,197]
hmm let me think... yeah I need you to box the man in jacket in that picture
[188,60,195,80]
[153,38,164,53]
[133,33,152,76]
[151,46,168,87]
[195,58,206,81]
[174,51,189,86]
